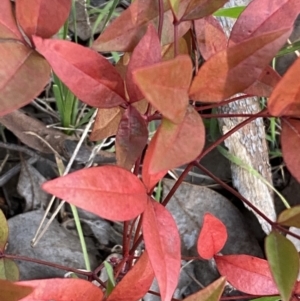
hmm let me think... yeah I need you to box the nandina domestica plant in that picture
[1,0,300,300]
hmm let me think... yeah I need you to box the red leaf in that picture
[0,279,33,301]
[133,55,192,124]
[194,16,227,60]
[183,277,226,301]
[116,105,148,170]
[181,0,229,21]
[16,0,71,39]
[244,66,281,98]
[18,278,104,301]
[229,0,300,45]
[42,166,147,221]
[0,42,50,116]
[268,57,300,116]
[197,213,227,260]
[143,198,181,301]
[142,105,205,191]
[126,24,161,103]
[161,37,190,61]
[215,255,279,295]
[189,28,291,102]
[92,0,190,52]
[107,252,154,301]
[0,0,23,39]
[33,36,126,108]
[90,107,124,141]
[294,281,300,294]
[281,118,300,183]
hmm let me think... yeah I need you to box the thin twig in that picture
[31,109,98,246]
[31,99,60,120]
[0,157,37,186]
[0,141,57,169]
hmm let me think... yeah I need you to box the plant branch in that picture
[3,253,92,277]
[158,0,164,40]
[194,162,274,225]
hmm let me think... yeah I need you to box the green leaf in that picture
[183,276,226,301]
[0,210,8,252]
[278,205,300,228]
[265,231,299,301]
[276,40,300,57]
[249,296,281,301]
[0,258,19,281]
[213,6,245,18]
[169,0,180,19]
[104,261,116,297]
[0,279,33,301]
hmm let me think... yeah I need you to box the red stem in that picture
[195,162,274,225]
[174,21,179,57]
[196,95,252,111]
[3,254,91,276]
[201,112,270,118]
[158,0,164,40]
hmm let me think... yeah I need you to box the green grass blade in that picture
[104,261,116,296]
[276,40,300,57]
[218,146,290,208]
[213,6,246,18]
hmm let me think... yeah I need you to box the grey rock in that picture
[163,179,263,287]
[7,210,99,280]
[163,179,262,257]
[17,164,49,211]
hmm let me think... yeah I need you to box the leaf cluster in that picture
[1,0,300,301]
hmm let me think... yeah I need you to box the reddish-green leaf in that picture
[189,28,291,102]
[0,258,19,281]
[183,276,226,301]
[133,55,192,124]
[16,0,71,39]
[194,16,227,60]
[244,66,281,98]
[294,281,300,293]
[42,166,147,221]
[168,0,227,21]
[215,255,279,295]
[268,57,300,116]
[265,231,299,301]
[33,36,126,108]
[0,209,8,252]
[168,0,180,20]
[116,105,148,170]
[161,37,189,61]
[0,279,33,301]
[278,205,300,228]
[143,198,181,301]
[281,118,300,183]
[197,213,227,260]
[181,0,229,21]
[90,107,124,141]
[18,278,104,301]
[0,0,23,39]
[142,106,205,191]
[107,251,154,301]
[142,109,202,190]
[229,0,300,44]
[92,0,190,52]
[0,42,50,116]
[126,24,161,103]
